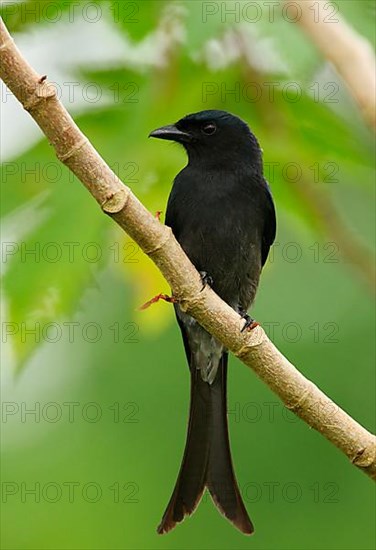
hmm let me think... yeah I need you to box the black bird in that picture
[149,110,276,535]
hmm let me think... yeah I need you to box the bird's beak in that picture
[149,124,191,143]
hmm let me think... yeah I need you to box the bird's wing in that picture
[261,181,276,266]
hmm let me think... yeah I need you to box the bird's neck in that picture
[185,140,263,174]
[187,151,263,176]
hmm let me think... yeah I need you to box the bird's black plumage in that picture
[150,110,276,534]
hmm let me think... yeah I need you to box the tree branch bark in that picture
[1,17,375,479]
[290,0,376,130]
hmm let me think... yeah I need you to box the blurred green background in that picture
[1,1,375,549]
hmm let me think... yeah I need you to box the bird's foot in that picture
[155,210,163,221]
[199,271,213,292]
[139,293,177,310]
[241,313,259,332]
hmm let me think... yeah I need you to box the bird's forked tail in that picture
[157,353,254,535]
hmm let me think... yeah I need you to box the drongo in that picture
[149,110,276,534]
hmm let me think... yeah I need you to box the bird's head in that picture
[149,110,262,170]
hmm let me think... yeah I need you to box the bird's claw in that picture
[199,271,213,292]
[139,293,176,310]
[155,210,163,221]
[241,313,259,332]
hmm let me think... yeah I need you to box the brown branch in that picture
[0,17,375,479]
[290,0,376,130]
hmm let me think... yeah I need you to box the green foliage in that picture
[109,0,169,40]
[1,0,84,32]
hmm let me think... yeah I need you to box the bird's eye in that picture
[201,123,217,135]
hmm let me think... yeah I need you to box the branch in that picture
[290,0,376,130]
[1,17,375,479]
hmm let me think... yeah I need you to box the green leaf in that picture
[108,0,169,41]
[2,124,109,369]
[1,0,85,32]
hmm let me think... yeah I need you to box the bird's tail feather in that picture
[157,353,254,535]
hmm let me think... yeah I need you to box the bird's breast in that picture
[166,166,266,305]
